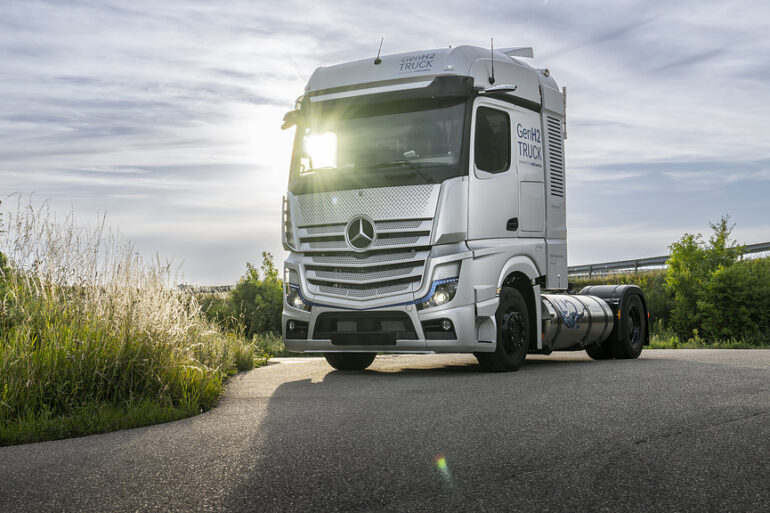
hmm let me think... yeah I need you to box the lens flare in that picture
[434,454,452,484]
[305,132,337,169]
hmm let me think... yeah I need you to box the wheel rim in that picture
[502,309,526,354]
[626,306,642,347]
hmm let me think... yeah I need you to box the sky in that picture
[1,0,768,284]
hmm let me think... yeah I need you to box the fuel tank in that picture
[541,294,615,351]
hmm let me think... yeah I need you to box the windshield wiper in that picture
[304,166,338,174]
[369,160,434,183]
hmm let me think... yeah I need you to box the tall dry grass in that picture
[0,198,260,442]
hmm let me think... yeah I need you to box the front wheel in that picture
[475,287,530,372]
[324,352,376,371]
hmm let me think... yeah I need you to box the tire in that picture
[585,341,613,360]
[608,294,646,359]
[475,287,530,372]
[324,352,376,371]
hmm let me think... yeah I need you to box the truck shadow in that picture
[351,353,640,378]
[223,353,663,510]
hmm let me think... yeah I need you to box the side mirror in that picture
[281,109,300,130]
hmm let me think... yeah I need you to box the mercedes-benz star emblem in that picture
[345,216,376,251]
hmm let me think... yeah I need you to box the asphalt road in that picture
[1,350,768,512]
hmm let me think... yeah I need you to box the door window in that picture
[474,107,510,173]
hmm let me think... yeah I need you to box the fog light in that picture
[421,318,457,340]
[286,319,309,340]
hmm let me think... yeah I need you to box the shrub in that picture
[697,258,770,342]
[664,216,742,340]
[200,253,283,338]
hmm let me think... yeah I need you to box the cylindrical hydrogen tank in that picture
[541,294,615,350]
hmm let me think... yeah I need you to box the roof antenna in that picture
[489,38,495,84]
[374,37,384,65]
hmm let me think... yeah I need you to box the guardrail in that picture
[179,284,234,293]
[568,241,770,277]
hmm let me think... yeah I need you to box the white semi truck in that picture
[280,44,649,371]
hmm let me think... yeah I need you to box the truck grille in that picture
[295,185,436,225]
[297,219,432,299]
[290,183,441,301]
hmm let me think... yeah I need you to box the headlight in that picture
[417,278,458,310]
[286,285,311,312]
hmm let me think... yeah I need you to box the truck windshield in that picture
[289,98,466,192]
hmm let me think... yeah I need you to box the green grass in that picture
[647,319,770,349]
[0,200,269,446]
[648,339,770,349]
[253,332,323,357]
[0,399,199,446]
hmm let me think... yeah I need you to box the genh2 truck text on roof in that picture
[280,44,649,371]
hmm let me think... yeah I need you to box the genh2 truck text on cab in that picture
[280,44,649,371]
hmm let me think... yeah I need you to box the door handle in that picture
[506,217,519,231]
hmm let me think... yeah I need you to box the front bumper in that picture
[283,302,495,353]
[282,249,501,353]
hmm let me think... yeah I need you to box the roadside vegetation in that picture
[195,253,296,357]
[0,201,267,446]
[198,215,769,353]
[571,216,770,348]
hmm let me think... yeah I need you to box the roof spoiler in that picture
[498,47,534,59]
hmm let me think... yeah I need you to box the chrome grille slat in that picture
[297,220,430,240]
[373,235,421,247]
[317,282,412,298]
[303,224,346,235]
[301,236,431,252]
[303,240,348,250]
[307,266,422,285]
[309,250,428,267]
[374,219,426,231]
[296,217,431,255]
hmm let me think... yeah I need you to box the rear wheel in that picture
[476,287,530,372]
[608,294,645,359]
[324,352,376,371]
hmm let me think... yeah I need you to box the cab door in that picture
[467,98,518,240]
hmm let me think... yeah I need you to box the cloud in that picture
[663,168,770,189]
[1,0,769,283]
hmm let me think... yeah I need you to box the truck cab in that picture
[281,45,648,371]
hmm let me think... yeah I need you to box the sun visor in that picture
[306,75,475,106]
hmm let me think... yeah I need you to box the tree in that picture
[664,216,743,340]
